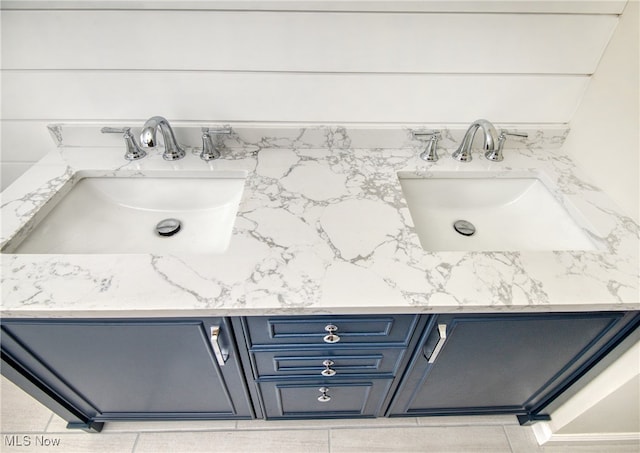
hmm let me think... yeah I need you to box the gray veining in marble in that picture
[0,125,637,317]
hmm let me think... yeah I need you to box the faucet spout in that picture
[140,116,186,161]
[452,119,498,162]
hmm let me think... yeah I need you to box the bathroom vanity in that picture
[1,124,638,432]
[2,312,638,432]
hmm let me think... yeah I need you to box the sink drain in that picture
[453,220,476,237]
[156,218,181,237]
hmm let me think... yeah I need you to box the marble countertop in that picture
[1,126,638,318]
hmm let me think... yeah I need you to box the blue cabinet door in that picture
[1,318,253,423]
[388,312,639,417]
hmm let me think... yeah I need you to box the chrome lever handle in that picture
[485,129,528,162]
[101,127,146,161]
[411,130,441,139]
[101,127,129,134]
[210,326,229,366]
[427,324,448,364]
[200,127,232,161]
[412,130,441,162]
[200,131,221,161]
[500,129,529,138]
[204,127,232,135]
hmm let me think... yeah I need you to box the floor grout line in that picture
[130,433,140,453]
[503,424,516,453]
[43,413,54,432]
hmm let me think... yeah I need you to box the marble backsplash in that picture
[48,123,569,152]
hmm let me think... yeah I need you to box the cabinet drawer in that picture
[251,348,405,378]
[245,315,418,347]
[258,378,392,419]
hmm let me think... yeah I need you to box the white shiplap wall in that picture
[0,0,623,188]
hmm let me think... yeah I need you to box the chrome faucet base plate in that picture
[162,150,187,161]
[452,150,473,162]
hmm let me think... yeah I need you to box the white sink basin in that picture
[398,173,597,252]
[11,172,246,254]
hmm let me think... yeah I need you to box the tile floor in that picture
[1,376,637,453]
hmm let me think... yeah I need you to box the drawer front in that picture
[252,348,405,378]
[258,379,393,419]
[245,315,418,347]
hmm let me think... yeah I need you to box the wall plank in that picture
[0,0,627,14]
[1,11,618,74]
[1,71,589,124]
[0,4,618,187]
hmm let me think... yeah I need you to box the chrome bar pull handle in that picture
[317,387,331,402]
[323,325,341,344]
[321,359,337,377]
[210,325,229,366]
[427,324,448,364]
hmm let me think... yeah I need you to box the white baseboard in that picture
[531,422,554,444]
[532,422,640,445]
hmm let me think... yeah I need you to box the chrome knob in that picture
[323,325,341,344]
[317,387,331,403]
[321,359,337,377]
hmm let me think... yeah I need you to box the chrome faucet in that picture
[140,116,186,160]
[452,119,499,162]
